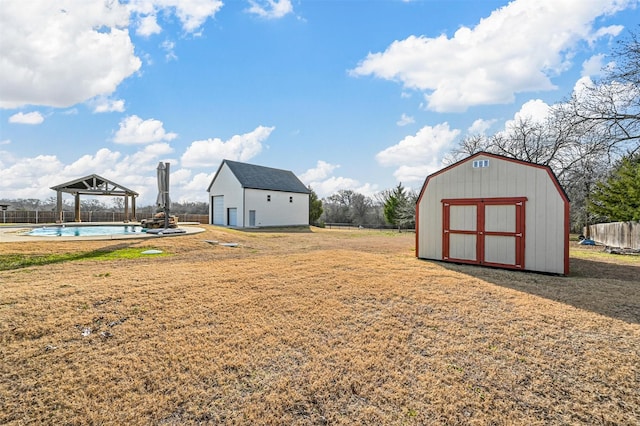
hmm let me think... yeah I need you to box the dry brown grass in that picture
[1,226,639,425]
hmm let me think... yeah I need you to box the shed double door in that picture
[442,197,526,270]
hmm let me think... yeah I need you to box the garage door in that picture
[212,196,224,225]
[442,197,526,270]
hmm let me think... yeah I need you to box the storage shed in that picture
[207,160,310,228]
[416,152,569,275]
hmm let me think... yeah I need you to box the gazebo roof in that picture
[51,174,138,196]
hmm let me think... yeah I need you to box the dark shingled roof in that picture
[219,160,310,194]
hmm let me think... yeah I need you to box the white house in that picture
[416,152,570,275]
[207,160,310,228]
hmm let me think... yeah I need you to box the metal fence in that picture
[587,221,640,249]
[0,210,209,225]
[322,222,415,232]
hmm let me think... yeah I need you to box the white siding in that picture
[244,189,308,227]
[208,162,310,228]
[418,154,568,274]
[208,164,244,226]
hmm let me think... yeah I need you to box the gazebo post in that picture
[124,196,129,223]
[56,191,63,223]
[74,193,81,222]
[131,195,137,221]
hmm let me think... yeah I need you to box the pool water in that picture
[27,225,145,237]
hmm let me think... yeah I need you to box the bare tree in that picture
[349,192,372,225]
[445,31,640,231]
[321,190,380,226]
[567,29,640,157]
[443,134,492,164]
[111,197,125,211]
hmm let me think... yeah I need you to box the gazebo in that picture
[51,174,138,223]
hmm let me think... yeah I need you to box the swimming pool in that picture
[27,225,145,237]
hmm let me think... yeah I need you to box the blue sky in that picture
[1,0,638,206]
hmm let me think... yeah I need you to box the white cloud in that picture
[163,0,224,33]
[570,75,637,121]
[137,142,175,159]
[299,160,339,182]
[172,171,213,203]
[161,40,178,61]
[467,118,496,135]
[8,111,44,125]
[299,161,379,198]
[0,142,382,204]
[354,183,380,198]
[181,125,275,167]
[391,163,442,184]
[92,98,126,113]
[573,75,596,102]
[506,99,551,128]
[591,24,625,42]
[309,176,360,198]
[488,99,556,149]
[246,0,294,19]
[350,0,635,112]
[136,14,162,37]
[581,54,611,78]
[396,113,415,126]
[0,154,64,197]
[374,123,460,183]
[376,123,460,178]
[502,75,636,140]
[113,115,178,144]
[0,0,225,109]
[0,1,141,109]
[61,148,122,177]
[0,145,205,205]
[129,0,224,34]
[0,140,10,145]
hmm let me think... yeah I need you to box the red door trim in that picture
[442,197,527,270]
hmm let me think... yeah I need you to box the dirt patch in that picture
[1,226,638,425]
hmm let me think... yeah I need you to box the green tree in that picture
[382,183,408,228]
[308,186,323,224]
[588,154,640,221]
[396,189,418,229]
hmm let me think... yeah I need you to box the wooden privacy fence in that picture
[588,221,640,249]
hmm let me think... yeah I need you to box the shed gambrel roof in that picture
[207,160,310,194]
[416,151,569,203]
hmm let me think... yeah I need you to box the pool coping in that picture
[0,222,205,242]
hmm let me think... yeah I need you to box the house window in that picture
[267,195,271,202]
[473,159,489,168]
[289,196,293,203]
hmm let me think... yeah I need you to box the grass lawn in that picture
[1,226,638,425]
